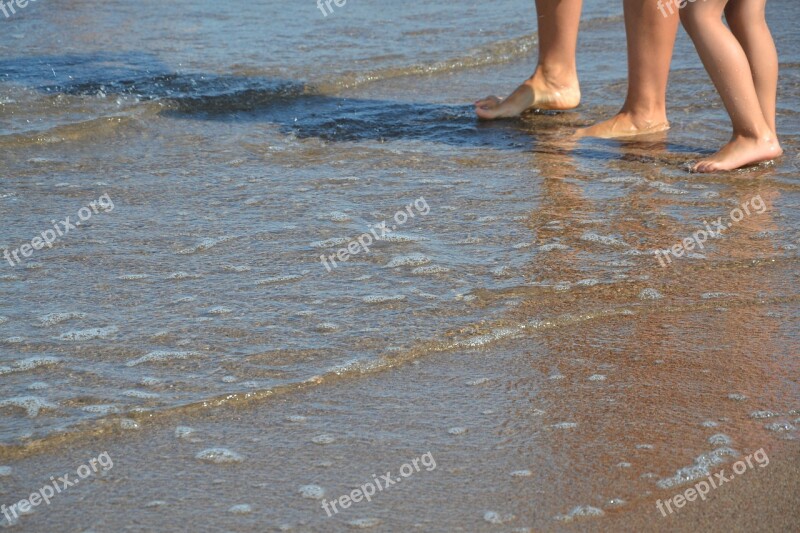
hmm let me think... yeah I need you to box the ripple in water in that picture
[126,351,203,367]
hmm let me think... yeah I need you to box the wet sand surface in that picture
[1,0,799,531]
[1,303,798,531]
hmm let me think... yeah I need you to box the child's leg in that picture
[575,0,679,138]
[680,0,782,172]
[724,0,779,133]
[475,0,582,119]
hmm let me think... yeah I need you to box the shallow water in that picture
[0,0,799,529]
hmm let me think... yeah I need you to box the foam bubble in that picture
[0,356,61,375]
[555,506,604,522]
[648,181,686,195]
[448,427,467,435]
[538,243,570,252]
[221,265,252,273]
[656,447,738,489]
[228,504,253,514]
[382,233,427,243]
[551,422,578,429]
[195,448,244,464]
[0,396,56,417]
[167,272,202,280]
[123,390,160,399]
[118,274,150,281]
[175,426,196,439]
[386,253,430,268]
[510,470,532,477]
[310,237,350,248]
[708,434,732,446]
[126,351,202,367]
[321,211,351,222]
[580,232,630,248]
[177,236,236,255]
[82,404,120,415]
[59,326,118,341]
[466,378,490,386]
[638,288,663,300]
[750,410,779,419]
[256,274,304,285]
[312,434,336,445]
[362,294,406,304]
[116,418,139,430]
[727,393,747,401]
[456,327,519,348]
[764,422,796,432]
[411,265,450,275]
[601,176,645,184]
[39,312,87,326]
[299,485,325,499]
[588,374,606,381]
[348,518,382,529]
[484,511,514,524]
[207,306,233,315]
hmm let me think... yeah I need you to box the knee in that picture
[679,1,716,33]
[678,5,700,31]
[725,2,766,30]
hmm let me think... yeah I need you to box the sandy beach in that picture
[1,0,799,531]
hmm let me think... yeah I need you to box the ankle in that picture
[618,105,668,128]
[732,126,777,143]
[530,64,578,88]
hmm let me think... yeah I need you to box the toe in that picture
[475,107,499,120]
[475,96,501,107]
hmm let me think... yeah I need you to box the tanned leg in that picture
[724,0,779,133]
[681,0,782,172]
[575,0,678,138]
[475,0,582,119]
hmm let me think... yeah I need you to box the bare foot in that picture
[475,72,580,120]
[693,135,783,173]
[574,111,670,139]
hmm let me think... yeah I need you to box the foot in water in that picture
[474,69,581,120]
[574,110,670,139]
[693,134,783,173]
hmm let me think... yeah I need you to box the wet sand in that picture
[2,0,799,531]
[1,293,797,531]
